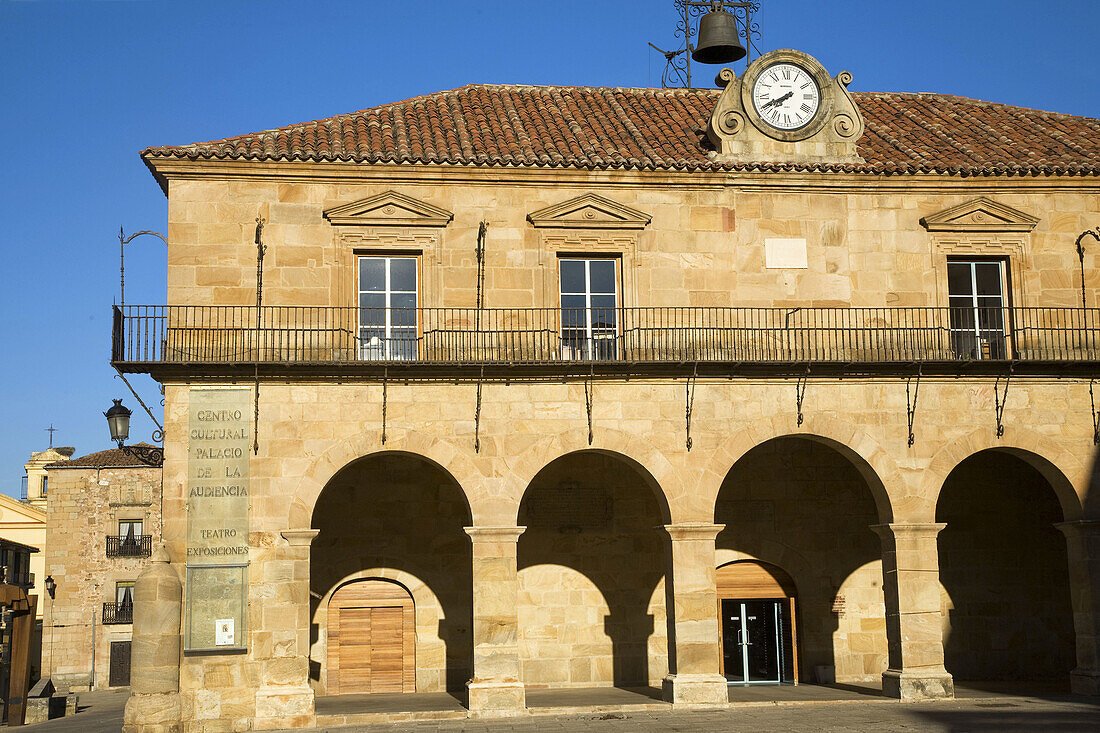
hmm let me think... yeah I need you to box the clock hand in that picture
[762,91,795,110]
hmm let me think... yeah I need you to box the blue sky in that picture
[2,0,1099,494]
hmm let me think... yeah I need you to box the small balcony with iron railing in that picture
[112,305,1100,378]
[102,602,133,625]
[106,535,153,558]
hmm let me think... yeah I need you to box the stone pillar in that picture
[661,523,728,706]
[253,529,320,730]
[122,545,182,733]
[1057,519,1100,695]
[872,523,953,700]
[464,526,526,716]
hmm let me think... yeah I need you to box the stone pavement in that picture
[337,696,1100,732]
[20,688,1100,732]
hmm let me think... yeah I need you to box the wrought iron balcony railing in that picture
[112,305,1100,374]
[106,535,153,558]
[102,602,133,625]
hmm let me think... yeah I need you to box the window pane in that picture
[591,295,616,311]
[559,260,586,294]
[359,258,385,292]
[589,260,617,294]
[947,262,973,297]
[390,258,417,292]
[975,263,1003,296]
[561,294,586,311]
[391,305,417,328]
[391,292,417,311]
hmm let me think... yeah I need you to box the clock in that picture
[750,62,821,131]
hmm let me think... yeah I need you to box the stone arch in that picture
[922,427,1085,522]
[312,568,447,694]
[505,427,678,524]
[699,414,902,524]
[287,427,485,529]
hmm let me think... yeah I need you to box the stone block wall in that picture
[148,370,1097,728]
[714,437,887,683]
[308,453,473,695]
[164,177,1100,314]
[42,464,162,691]
[517,452,669,688]
[938,450,1075,680]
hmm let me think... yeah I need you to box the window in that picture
[560,258,619,360]
[948,259,1009,359]
[116,581,134,606]
[119,520,143,543]
[40,476,47,496]
[358,256,418,360]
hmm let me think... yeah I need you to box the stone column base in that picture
[467,680,526,717]
[662,673,729,706]
[253,685,315,730]
[881,670,954,700]
[122,692,182,733]
[1070,669,1100,696]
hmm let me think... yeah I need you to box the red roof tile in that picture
[142,85,1100,177]
[47,443,160,469]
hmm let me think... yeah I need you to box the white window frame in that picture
[357,255,420,361]
[558,257,620,360]
[947,258,1010,359]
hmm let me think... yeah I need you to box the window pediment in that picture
[527,194,652,230]
[323,191,454,228]
[919,197,1038,233]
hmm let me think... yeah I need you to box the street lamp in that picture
[44,575,55,599]
[104,399,164,467]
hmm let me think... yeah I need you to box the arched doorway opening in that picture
[714,436,887,686]
[327,579,415,695]
[517,450,671,691]
[717,560,799,685]
[936,449,1074,684]
[310,452,473,697]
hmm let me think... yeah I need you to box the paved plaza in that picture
[20,686,1100,732]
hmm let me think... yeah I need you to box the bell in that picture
[691,8,746,64]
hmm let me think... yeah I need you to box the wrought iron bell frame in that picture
[654,0,760,89]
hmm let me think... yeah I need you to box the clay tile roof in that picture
[141,84,1100,177]
[47,443,159,469]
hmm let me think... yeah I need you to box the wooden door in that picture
[328,580,415,694]
[109,641,132,687]
[366,606,403,692]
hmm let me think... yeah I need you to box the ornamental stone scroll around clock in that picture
[705,49,866,165]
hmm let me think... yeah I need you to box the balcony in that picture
[106,535,153,558]
[112,305,1100,378]
[102,602,133,625]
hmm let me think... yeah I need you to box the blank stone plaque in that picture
[764,238,809,269]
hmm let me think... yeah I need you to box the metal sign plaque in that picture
[184,387,251,651]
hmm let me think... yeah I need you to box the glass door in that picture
[948,259,1008,359]
[358,256,418,360]
[559,258,619,360]
[722,599,787,684]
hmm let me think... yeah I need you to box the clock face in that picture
[751,63,821,131]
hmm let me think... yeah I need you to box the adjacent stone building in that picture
[117,47,1100,731]
[42,446,162,690]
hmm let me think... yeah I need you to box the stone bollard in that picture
[65,693,77,717]
[122,545,182,733]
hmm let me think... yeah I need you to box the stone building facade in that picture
[42,447,162,690]
[118,48,1100,731]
